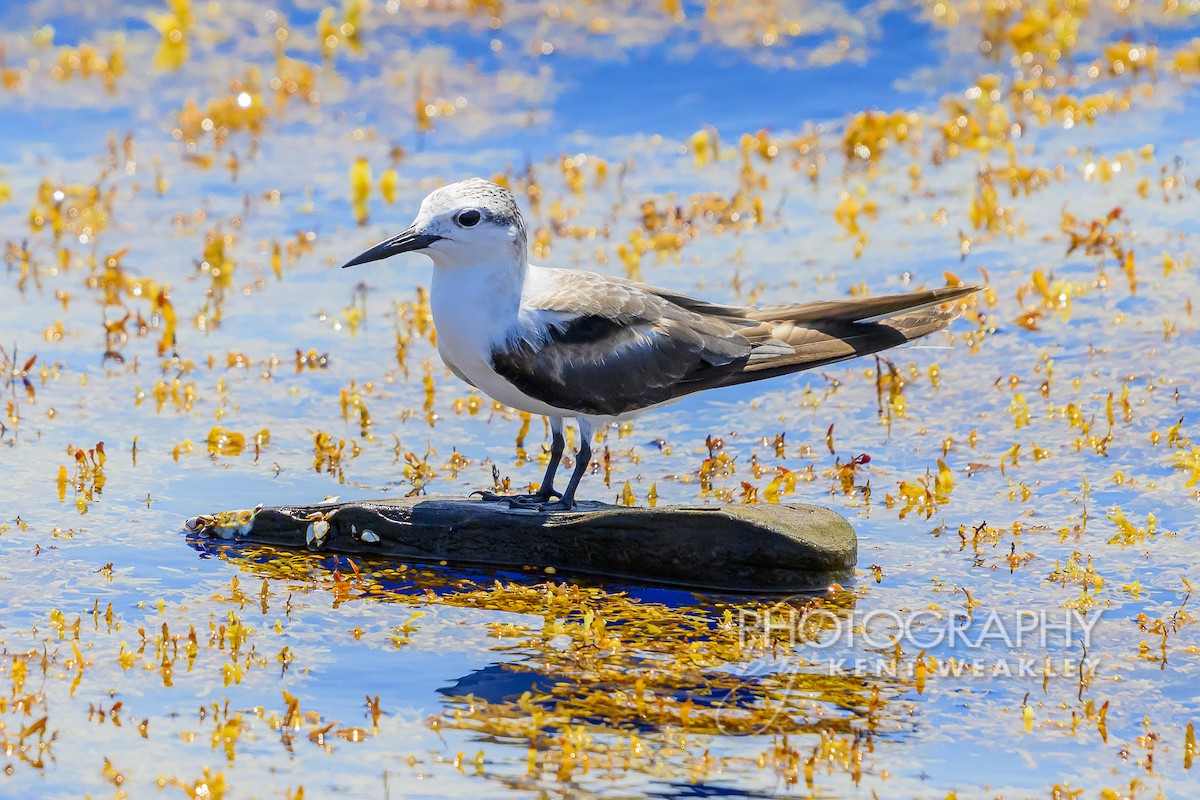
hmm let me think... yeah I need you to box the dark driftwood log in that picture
[186,496,857,592]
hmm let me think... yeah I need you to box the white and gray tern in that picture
[343,178,978,510]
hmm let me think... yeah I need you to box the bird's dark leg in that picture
[476,418,594,512]
[474,417,565,506]
[553,432,592,510]
[523,417,595,512]
[532,428,566,500]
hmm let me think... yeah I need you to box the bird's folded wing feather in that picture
[492,270,978,416]
[491,299,753,416]
[743,285,978,324]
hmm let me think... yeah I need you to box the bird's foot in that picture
[507,497,577,512]
[524,498,577,513]
[471,489,564,509]
[472,490,516,503]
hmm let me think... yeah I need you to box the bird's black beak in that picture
[340,227,443,268]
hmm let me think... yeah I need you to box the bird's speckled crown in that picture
[423,178,526,245]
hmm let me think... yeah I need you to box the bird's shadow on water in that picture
[437,660,772,735]
[644,784,783,799]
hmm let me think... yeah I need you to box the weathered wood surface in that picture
[186,496,857,592]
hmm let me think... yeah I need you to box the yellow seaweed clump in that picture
[842,109,919,165]
[317,0,368,66]
[50,38,127,92]
[1100,42,1157,79]
[1172,39,1200,75]
[149,0,195,71]
[313,431,358,483]
[977,0,1088,69]
[174,71,269,155]
[207,427,247,457]
[833,189,877,257]
[29,178,114,244]
[350,157,371,225]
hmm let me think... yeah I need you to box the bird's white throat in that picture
[429,257,525,373]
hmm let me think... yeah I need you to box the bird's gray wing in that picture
[634,282,977,325]
[497,272,978,415]
[601,275,977,326]
[490,292,755,417]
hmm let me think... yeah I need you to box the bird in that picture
[343,178,978,510]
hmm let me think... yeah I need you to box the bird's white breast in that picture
[429,263,574,419]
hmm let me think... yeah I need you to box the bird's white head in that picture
[341,178,527,271]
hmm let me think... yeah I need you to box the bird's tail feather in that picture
[747,285,979,325]
[712,288,977,387]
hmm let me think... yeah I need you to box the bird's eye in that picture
[456,209,481,227]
